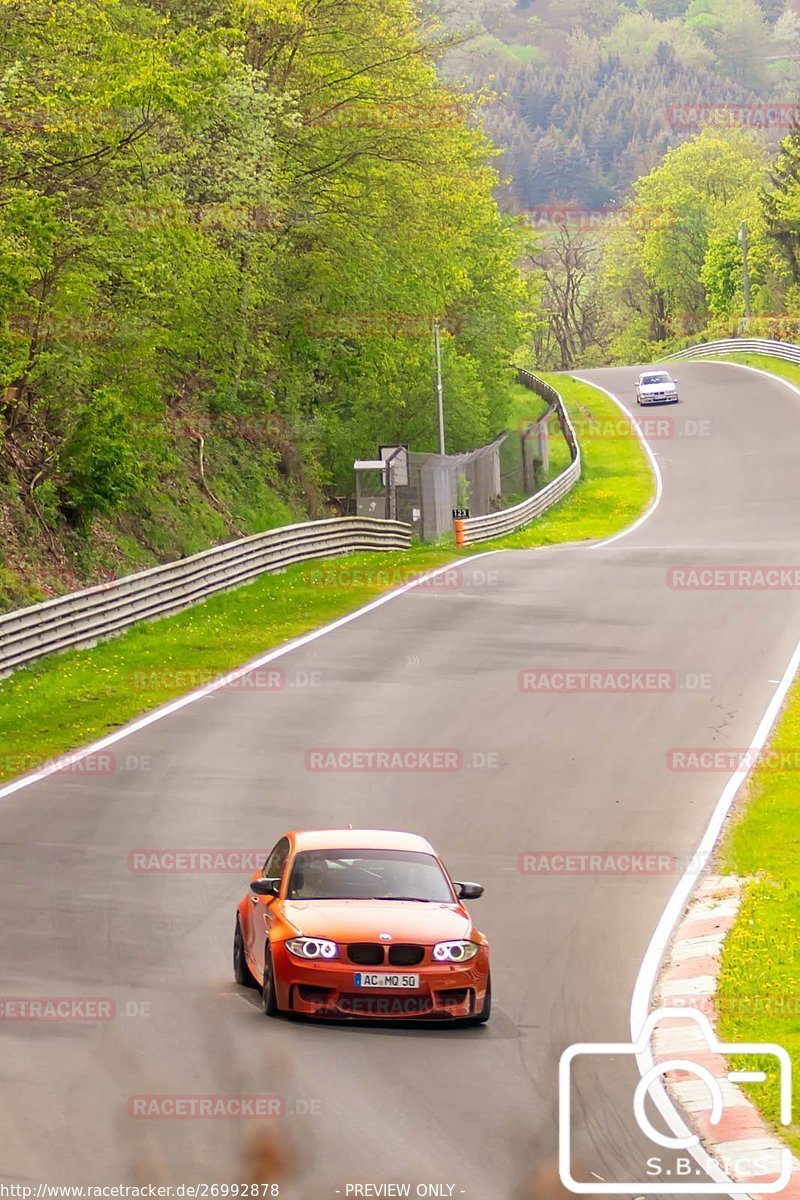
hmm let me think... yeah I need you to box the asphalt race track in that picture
[2,361,799,1198]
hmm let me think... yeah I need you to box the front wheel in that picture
[262,944,279,1017]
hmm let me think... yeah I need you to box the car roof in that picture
[287,828,436,854]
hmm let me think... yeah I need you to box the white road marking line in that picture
[571,375,664,549]
[0,550,505,802]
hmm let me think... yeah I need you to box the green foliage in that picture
[58,389,144,522]
[597,126,785,355]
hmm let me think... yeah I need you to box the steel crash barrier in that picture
[666,337,800,365]
[453,368,581,546]
[0,516,412,677]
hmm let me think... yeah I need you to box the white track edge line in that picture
[629,636,800,1196]
[0,551,506,802]
[571,375,664,549]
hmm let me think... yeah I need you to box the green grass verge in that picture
[0,372,653,782]
[716,687,800,1151]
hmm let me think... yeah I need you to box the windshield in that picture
[641,372,672,385]
[287,848,455,902]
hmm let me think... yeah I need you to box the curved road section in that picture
[0,362,798,1197]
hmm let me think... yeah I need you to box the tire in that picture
[262,943,279,1017]
[466,972,491,1025]
[233,914,257,988]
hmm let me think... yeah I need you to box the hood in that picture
[281,899,473,943]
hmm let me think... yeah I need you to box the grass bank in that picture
[0,372,653,783]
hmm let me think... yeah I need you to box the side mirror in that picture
[456,881,484,900]
[250,877,281,898]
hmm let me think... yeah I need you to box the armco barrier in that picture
[666,337,800,365]
[0,517,411,677]
[454,368,581,546]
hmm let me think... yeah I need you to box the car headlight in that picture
[285,937,338,960]
[433,940,479,963]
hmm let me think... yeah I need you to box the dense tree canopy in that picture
[0,0,532,549]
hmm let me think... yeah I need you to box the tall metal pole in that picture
[434,318,445,455]
[740,220,751,320]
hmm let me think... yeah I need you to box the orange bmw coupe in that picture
[233,828,491,1023]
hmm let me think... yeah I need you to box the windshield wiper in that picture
[372,895,432,902]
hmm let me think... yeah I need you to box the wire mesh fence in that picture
[354,371,561,540]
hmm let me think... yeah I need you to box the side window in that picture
[264,837,290,882]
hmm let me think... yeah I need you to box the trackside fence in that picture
[666,338,800,365]
[453,369,581,546]
[0,517,411,677]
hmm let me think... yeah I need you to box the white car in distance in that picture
[635,370,679,405]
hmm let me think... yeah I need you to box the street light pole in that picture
[434,318,445,455]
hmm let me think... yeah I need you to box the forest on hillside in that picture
[434,0,800,209]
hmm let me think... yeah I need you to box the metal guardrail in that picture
[0,517,411,677]
[666,337,800,365]
[454,368,581,546]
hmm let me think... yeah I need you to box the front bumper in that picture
[638,391,678,405]
[271,942,490,1020]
